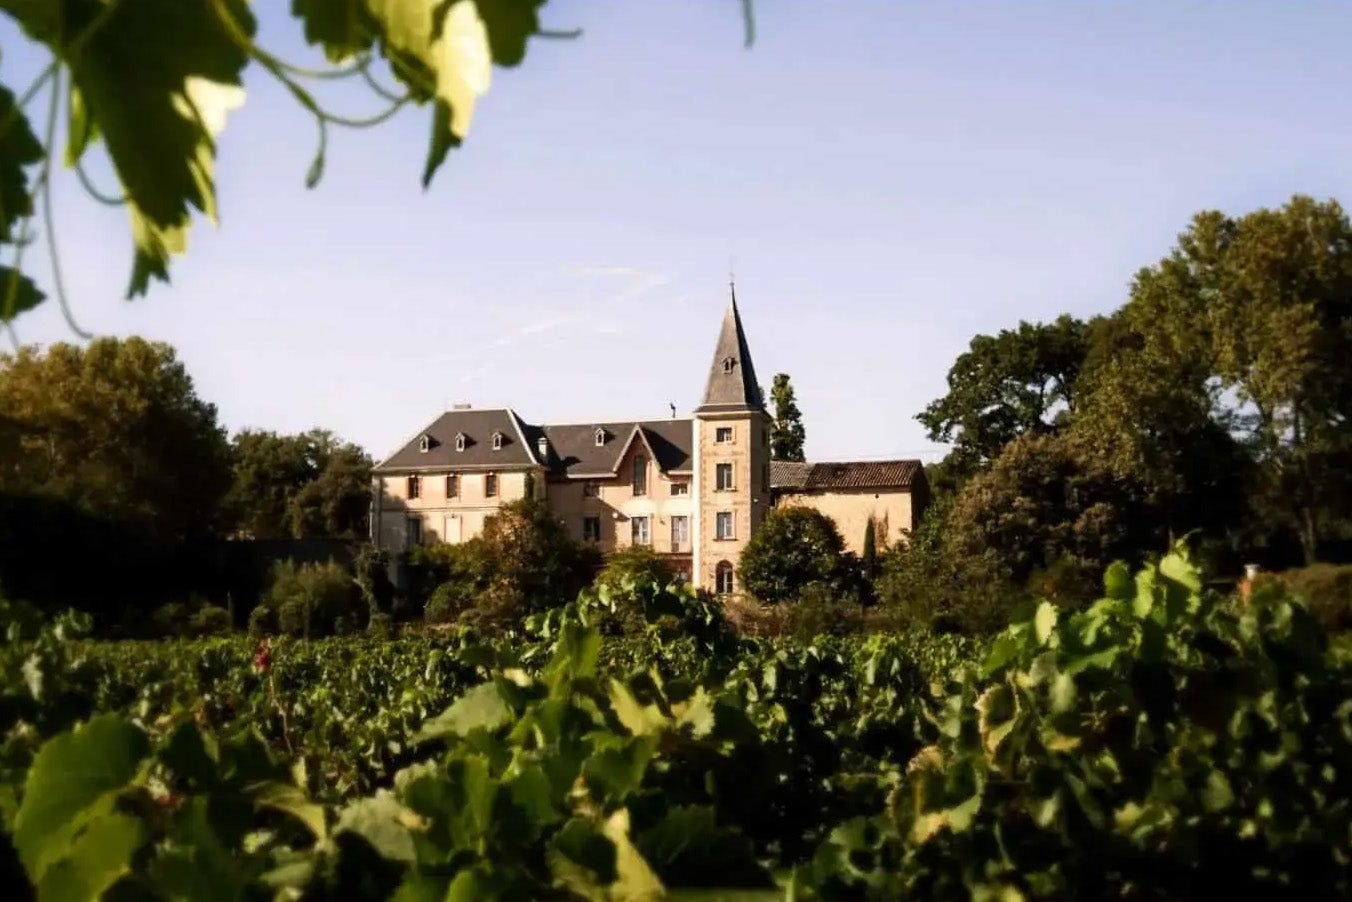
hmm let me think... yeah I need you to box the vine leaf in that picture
[0,82,43,241]
[0,267,46,321]
[12,714,149,885]
[12,0,256,298]
[290,0,378,61]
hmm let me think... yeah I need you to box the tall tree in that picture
[0,337,231,540]
[1118,195,1352,563]
[225,429,373,539]
[918,315,1091,482]
[769,373,806,461]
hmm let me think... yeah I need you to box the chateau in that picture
[370,291,929,593]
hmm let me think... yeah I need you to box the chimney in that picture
[450,402,472,410]
[536,436,549,459]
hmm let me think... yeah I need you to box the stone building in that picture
[370,290,928,594]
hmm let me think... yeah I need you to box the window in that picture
[583,516,601,542]
[631,516,650,546]
[445,474,458,498]
[594,428,606,446]
[407,475,421,499]
[455,432,466,452]
[715,560,735,594]
[716,511,734,540]
[671,515,689,550]
[582,481,599,497]
[485,473,498,497]
[407,517,423,548]
[670,482,689,496]
[722,356,735,373]
[715,426,733,444]
[633,455,647,495]
[716,463,734,491]
[418,434,430,453]
[491,431,503,450]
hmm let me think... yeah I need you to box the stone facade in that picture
[370,290,927,595]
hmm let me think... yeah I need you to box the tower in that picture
[691,284,771,594]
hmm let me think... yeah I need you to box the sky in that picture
[5,1,1352,463]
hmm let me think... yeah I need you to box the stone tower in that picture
[691,285,772,594]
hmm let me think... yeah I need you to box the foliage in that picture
[355,545,396,617]
[918,314,1091,484]
[739,506,853,605]
[795,544,1352,900]
[862,518,878,575]
[225,429,372,540]
[150,598,233,638]
[769,373,806,461]
[255,559,365,638]
[1254,563,1352,633]
[424,579,473,625]
[579,547,689,636]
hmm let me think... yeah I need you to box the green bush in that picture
[739,505,853,605]
[424,580,476,625]
[255,559,364,638]
[1255,562,1352,632]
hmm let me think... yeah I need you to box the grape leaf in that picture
[13,714,149,883]
[35,811,143,901]
[415,681,512,741]
[0,81,42,241]
[290,0,378,61]
[20,0,256,297]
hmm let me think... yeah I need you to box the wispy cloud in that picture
[567,264,644,278]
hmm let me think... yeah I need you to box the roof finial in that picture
[728,256,736,308]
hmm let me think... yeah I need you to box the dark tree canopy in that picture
[769,373,806,462]
[739,505,849,604]
[225,429,373,540]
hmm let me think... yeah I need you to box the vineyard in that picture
[4,547,1352,900]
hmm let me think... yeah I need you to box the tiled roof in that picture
[695,291,765,415]
[376,408,538,470]
[771,459,923,492]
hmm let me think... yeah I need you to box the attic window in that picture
[455,433,466,452]
[418,434,430,453]
[594,428,606,446]
[491,431,504,451]
[722,356,735,374]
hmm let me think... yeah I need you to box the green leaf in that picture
[42,0,254,296]
[1201,770,1234,813]
[158,721,219,786]
[1048,672,1076,714]
[0,81,42,241]
[13,715,149,883]
[389,873,447,902]
[35,812,143,902]
[1102,560,1133,600]
[248,780,327,840]
[0,266,46,322]
[1033,602,1058,646]
[335,794,420,862]
[550,817,619,892]
[1158,549,1202,594]
[415,681,512,742]
[290,0,377,61]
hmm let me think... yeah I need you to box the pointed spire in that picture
[696,283,764,414]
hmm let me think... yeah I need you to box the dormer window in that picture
[418,434,431,453]
[722,356,735,373]
[491,431,504,451]
[454,432,466,452]
[594,428,606,446]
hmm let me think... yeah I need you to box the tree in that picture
[738,505,848,604]
[0,337,231,540]
[861,518,877,574]
[918,315,1091,483]
[1115,195,1352,563]
[769,373,806,461]
[225,429,373,539]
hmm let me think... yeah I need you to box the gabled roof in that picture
[695,287,764,415]
[538,419,693,478]
[376,407,539,471]
[771,459,923,492]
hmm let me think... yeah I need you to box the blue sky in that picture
[5,1,1352,462]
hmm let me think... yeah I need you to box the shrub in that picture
[583,547,683,635]
[188,605,232,636]
[739,506,852,605]
[1255,563,1352,632]
[367,611,393,638]
[255,559,364,638]
[424,580,476,625]
[724,583,874,640]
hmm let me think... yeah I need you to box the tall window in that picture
[445,473,458,498]
[407,475,421,499]
[715,560,734,594]
[671,515,689,551]
[583,516,601,542]
[715,426,733,444]
[407,517,423,548]
[716,511,734,540]
[631,516,650,546]
[491,431,503,450]
[716,463,734,491]
[485,473,498,497]
[633,455,647,496]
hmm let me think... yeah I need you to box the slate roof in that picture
[771,459,924,492]
[537,419,693,477]
[376,408,539,470]
[376,407,693,477]
[695,290,765,415]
